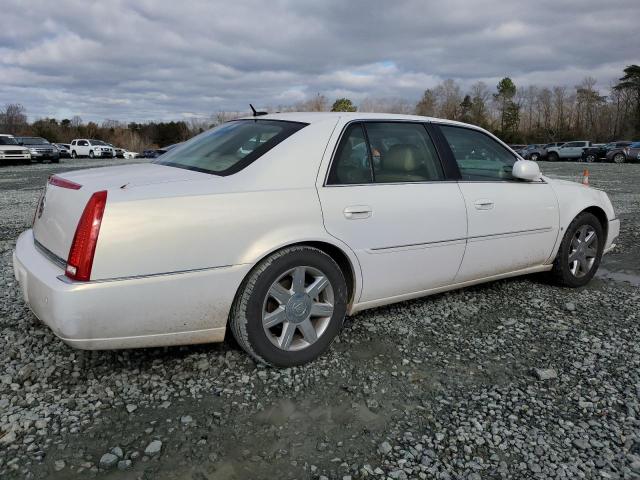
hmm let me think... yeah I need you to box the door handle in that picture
[343,205,372,219]
[474,199,494,210]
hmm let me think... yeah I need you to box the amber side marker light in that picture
[65,191,108,281]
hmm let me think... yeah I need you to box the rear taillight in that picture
[623,148,630,155]
[65,191,108,281]
[49,175,82,190]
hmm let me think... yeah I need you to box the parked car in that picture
[583,141,632,163]
[141,143,181,158]
[623,142,640,163]
[520,144,547,161]
[508,144,527,155]
[70,139,115,158]
[0,134,31,165]
[606,141,640,163]
[547,141,592,161]
[13,113,619,366]
[53,143,71,159]
[122,150,139,159]
[542,142,566,160]
[15,137,59,163]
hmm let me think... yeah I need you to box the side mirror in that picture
[512,159,541,181]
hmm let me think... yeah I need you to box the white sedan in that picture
[13,113,620,366]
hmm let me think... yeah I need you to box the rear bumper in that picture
[604,218,620,254]
[13,230,250,350]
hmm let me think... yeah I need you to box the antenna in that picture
[249,104,268,117]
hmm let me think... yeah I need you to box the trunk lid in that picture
[32,163,209,261]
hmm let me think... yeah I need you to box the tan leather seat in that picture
[376,144,427,183]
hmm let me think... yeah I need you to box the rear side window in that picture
[155,119,307,176]
[327,122,444,185]
[327,124,373,185]
[364,122,444,183]
[439,125,517,181]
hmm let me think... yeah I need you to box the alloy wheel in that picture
[262,266,334,351]
[585,154,596,163]
[568,225,598,278]
[613,153,625,164]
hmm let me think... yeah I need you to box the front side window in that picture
[155,119,306,176]
[439,125,517,181]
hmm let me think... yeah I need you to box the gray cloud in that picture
[1,0,638,122]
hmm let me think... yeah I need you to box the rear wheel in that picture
[530,153,540,161]
[548,152,559,162]
[613,153,625,164]
[550,212,603,287]
[230,246,348,367]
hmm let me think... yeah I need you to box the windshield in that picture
[91,140,107,146]
[154,119,307,175]
[0,136,18,145]
[20,137,49,145]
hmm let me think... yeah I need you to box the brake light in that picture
[65,191,108,281]
[49,175,82,190]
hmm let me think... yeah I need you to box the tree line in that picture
[1,65,638,150]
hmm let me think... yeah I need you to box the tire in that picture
[550,212,603,288]
[548,152,559,162]
[229,246,348,367]
[71,151,77,159]
[89,150,95,159]
[530,153,539,161]
[613,153,625,164]
[584,153,596,163]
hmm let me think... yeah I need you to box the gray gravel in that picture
[1,159,639,479]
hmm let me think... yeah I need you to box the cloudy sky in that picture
[1,0,639,122]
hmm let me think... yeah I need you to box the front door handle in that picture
[343,205,372,219]
[474,199,494,210]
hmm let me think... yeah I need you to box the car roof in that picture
[237,111,483,129]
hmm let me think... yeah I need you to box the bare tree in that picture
[0,103,28,134]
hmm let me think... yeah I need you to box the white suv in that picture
[70,139,115,159]
[0,134,31,165]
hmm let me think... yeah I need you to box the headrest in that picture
[383,144,419,172]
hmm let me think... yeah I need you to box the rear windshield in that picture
[154,119,307,176]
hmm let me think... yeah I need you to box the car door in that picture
[435,124,559,282]
[317,121,467,304]
[559,141,581,159]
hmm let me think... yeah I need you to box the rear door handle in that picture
[343,205,372,219]
[474,199,494,210]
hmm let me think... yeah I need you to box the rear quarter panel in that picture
[90,117,355,281]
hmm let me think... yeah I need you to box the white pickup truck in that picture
[547,141,592,161]
[69,139,115,159]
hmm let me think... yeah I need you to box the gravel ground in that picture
[1,158,639,480]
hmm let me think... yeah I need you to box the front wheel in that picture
[89,150,95,159]
[548,152,559,162]
[550,212,603,287]
[584,153,596,163]
[71,151,77,158]
[230,246,348,367]
[530,153,540,161]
